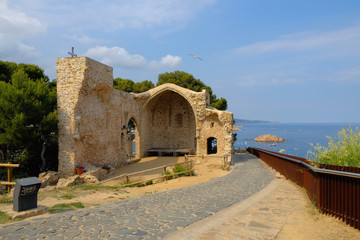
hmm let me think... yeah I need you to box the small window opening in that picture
[207,137,217,154]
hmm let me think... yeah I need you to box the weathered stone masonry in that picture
[57,57,233,177]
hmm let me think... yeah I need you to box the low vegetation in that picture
[307,126,360,167]
[164,164,193,180]
[49,202,84,214]
[37,184,125,201]
[0,194,12,204]
[0,211,12,224]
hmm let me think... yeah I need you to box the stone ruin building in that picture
[56,57,233,177]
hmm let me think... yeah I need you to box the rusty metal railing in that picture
[247,147,360,230]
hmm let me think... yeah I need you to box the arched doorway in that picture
[126,119,137,160]
[142,90,196,156]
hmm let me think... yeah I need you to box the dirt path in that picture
[1,157,231,220]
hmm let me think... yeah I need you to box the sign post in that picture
[13,177,41,212]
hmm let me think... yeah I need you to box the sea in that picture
[234,123,360,159]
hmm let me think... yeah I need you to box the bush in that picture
[145,180,153,186]
[164,170,173,180]
[307,126,360,167]
[173,164,191,177]
[164,164,194,179]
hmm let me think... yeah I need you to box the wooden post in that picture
[7,162,12,194]
[190,161,193,176]
[126,174,129,184]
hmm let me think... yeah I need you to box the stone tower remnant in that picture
[57,57,233,177]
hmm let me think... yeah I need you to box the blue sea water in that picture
[234,123,360,158]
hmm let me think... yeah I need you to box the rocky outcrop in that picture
[38,171,60,188]
[56,175,83,188]
[55,165,109,188]
[254,134,286,142]
[84,164,108,181]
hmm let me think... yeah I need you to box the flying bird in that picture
[188,53,203,61]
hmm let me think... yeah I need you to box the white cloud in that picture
[235,27,360,55]
[86,46,181,69]
[149,55,182,68]
[86,46,146,67]
[0,0,46,60]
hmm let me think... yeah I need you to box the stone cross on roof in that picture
[68,47,77,57]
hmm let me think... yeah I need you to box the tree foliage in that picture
[133,80,154,93]
[157,71,228,110]
[0,60,49,83]
[113,78,154,93]
[113,71,228,110]
[0,62,57,179]
[113,78,134,92]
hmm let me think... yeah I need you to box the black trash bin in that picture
[13,177,41,212]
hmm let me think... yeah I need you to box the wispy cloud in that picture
[235,72,299,87]
[63,34,101,45]
[234,27,360,54]
[326,66,360,83]
[86,46,182,69]
[10,0,216,31]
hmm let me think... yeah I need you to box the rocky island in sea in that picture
[254,134,286,142]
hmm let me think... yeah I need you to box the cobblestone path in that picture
[0,154,274,240]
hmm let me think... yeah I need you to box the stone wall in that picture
[57,57,233,177]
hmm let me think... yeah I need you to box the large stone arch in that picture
[142,85,199,126]
[140,89,197,156]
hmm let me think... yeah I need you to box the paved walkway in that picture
[0,154,275,240]
[164,178,304,240]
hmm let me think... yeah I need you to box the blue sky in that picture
[1,0,360,123]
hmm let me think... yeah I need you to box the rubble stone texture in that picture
[57,57,233,177]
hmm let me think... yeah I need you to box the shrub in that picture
[173,164,193,177]
[163,164,194,180]
[164,170,173,180]
[307,126,360,167]
[145,180,153,186]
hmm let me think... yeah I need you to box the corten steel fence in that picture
[247,147,360,230]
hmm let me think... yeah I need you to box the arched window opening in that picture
[207,137,217,154]
[126,119,136,159]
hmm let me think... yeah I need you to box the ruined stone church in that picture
[57,57,233,177]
